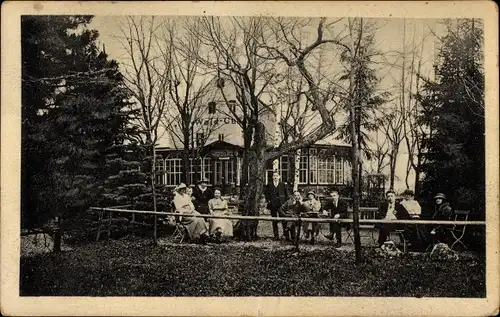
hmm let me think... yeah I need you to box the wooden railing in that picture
[89,207,486,226]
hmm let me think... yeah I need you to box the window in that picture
[165,158,183,186]
[265,156,288,183]
[213,160,237,185]
[203,157,212,183]
[228,100,237,113]
[208,101,216,114]
[265,159,274,184]
[299,155,308,184]
[236,157,241,185]
[216,78,225,88]
[196,132,205,147]
[309,149,317,184]
[154,158,165,185]
[316,155,348,185]
[318,156,335,184]
[335,157,343,184]
[188,158,202,185]
[227,160,236,184]
[344,160,351,184]
[280,155,288,182]
[218,133,225,141]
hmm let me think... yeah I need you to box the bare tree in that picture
[116,16,170,242]
[366,128,391,175]
[400,22,436,195]
[117,16,168,150]
[189,17,347,240]
[157,18,222,184]
[277,66,335,191]
[380,104,405,190]
[187,16,284,198]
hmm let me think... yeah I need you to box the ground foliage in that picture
[21,236,485,297]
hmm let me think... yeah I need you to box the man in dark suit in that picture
[264,172,288,240]
[324,188,348,248]
[192,178,214,215]
[375,189,410,246]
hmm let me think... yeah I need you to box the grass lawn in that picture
[20,234,485,297]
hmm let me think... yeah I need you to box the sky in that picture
[87,16,446,191]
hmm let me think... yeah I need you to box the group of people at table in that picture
[170,172,455,249]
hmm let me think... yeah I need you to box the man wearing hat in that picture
[193,178,214,215]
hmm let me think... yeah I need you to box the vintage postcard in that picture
[1,1,498,316]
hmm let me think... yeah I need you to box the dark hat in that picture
[198,178,210,184]
[306,190,316,198]
[402,189,414,196]
[433,193,446,200]
[328,186,339,194]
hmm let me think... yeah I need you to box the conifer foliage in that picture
[418,19,484,213]
[21,16,140,228]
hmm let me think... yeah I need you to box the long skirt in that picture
[181,213,208,240]
[302,212,320,235]
[209,212,233,237]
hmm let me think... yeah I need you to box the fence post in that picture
[295,217,302,252]
[53,216,62,253]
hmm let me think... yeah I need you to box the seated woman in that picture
[428,192,454,243]
[278,191,305,243]
[399,189,423,249]
[173,183,209,244]
[301,191,322,244]
[400,189,422,218]
[208,189,234,242]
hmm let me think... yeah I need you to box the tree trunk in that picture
[240,149,249,197]
[414,167,421,197]
[350,108,362,263]
[53,216,62,253]
[414,153,422,197]
[182,147,190,184]
[358,161,363,202]
[293,149,301,191]
[239,127,253,198]
[152,145,158,244]
[240,150,265,241]
[239,122,266,241]
[404,158,412,190]
[389,150,398,190]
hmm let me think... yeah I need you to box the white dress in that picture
[173,193,208,240]
[208,198,233,237]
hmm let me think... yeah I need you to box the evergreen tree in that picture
[419,19,484,213]
[336,21,389,194]
[21,16,137,228]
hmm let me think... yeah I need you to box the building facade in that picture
[159,76,352,196]
[155,140,352,196]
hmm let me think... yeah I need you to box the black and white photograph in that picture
[2,1,498,316]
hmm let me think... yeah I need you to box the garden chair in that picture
[170,218,188,243]
[391,228,408,253]
[448,209,470,250]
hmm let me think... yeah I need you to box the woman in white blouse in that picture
[208,189,234,241]
[173,183,209,243]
